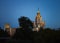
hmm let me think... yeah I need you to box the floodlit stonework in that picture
[33,8,45,32]
[4,23,16,36]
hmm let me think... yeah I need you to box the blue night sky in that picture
[0,0,60,29]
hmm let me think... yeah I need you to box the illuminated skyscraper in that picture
[33,8,45,32]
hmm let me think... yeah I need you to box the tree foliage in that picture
[18,16,33,29]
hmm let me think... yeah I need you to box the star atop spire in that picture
[38,8,39,11]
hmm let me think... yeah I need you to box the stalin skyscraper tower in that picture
[33,8,45,32]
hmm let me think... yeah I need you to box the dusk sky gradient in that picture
[0,0,60,29]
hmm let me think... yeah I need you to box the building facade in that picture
[4,23,16,36]
[33,8,45,32]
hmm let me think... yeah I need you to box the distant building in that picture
[33,8,45,32]
[4,23,16,36]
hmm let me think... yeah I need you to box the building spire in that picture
[37,8,40,13]
[38,8,39,11]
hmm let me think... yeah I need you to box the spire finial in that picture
[38,8,39,11]
[37,8,40,13]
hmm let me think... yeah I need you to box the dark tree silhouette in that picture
[13,16,33,40]
[0,27,9,37]
[33,28,60,43]
[18,16,33,29]
[18,16,33,40]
